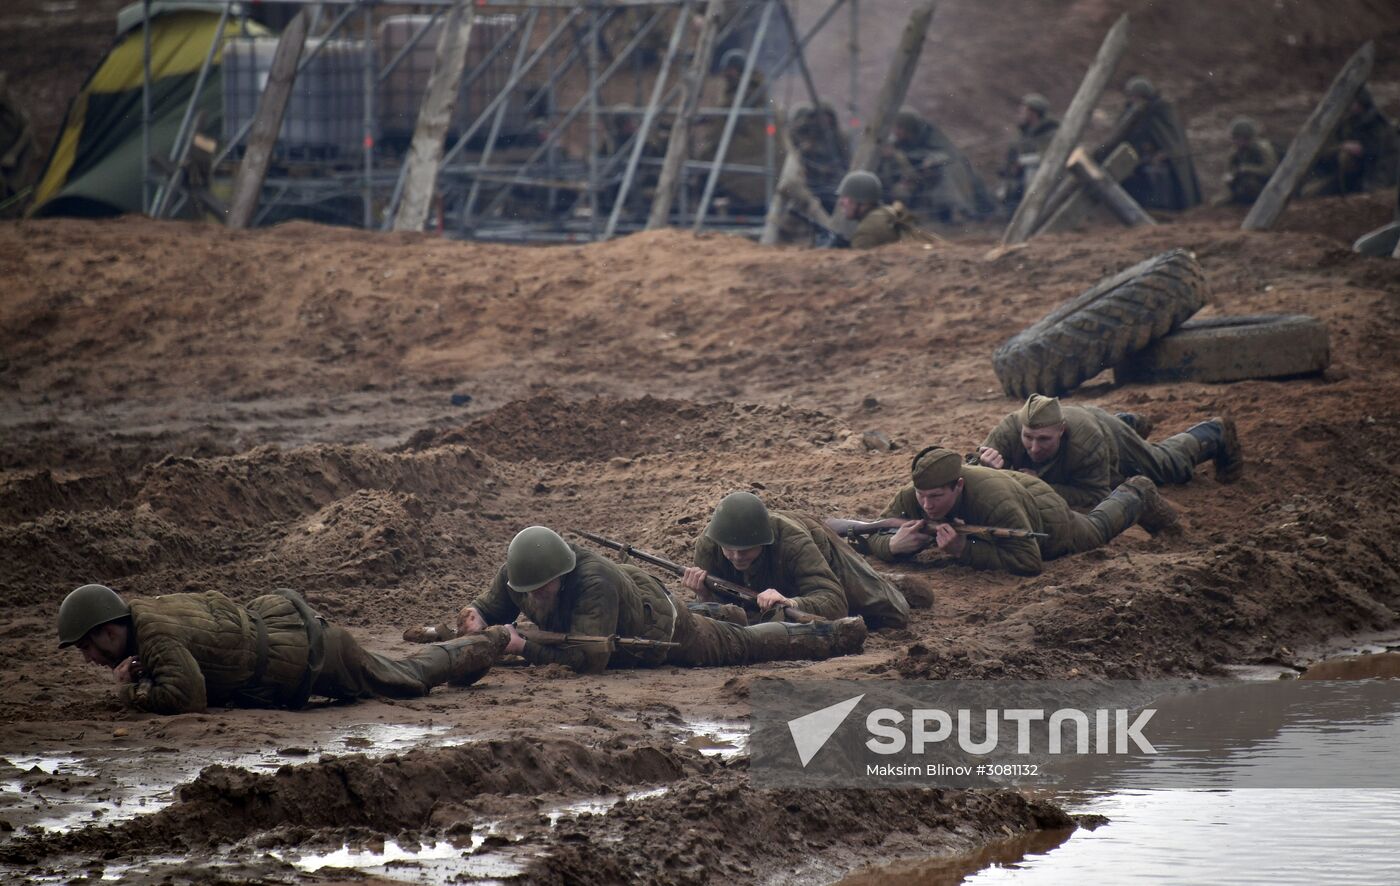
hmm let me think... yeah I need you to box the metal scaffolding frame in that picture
[140,0,861,242]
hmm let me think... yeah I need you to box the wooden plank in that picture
[647,0,725,229]
[226,9,310,229]
[846,0,935,174]
[392,0,477,233]
[1242,41,1375,232]
[1001,13,1129,245]
[1036,142,1138,235]
[1066,146,1155,226]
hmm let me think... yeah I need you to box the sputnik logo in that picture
[787,694,864,766]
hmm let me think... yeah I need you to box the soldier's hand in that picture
[113,656,142,684]
[756,589,793,610]
[978,447,1005,469]
[503,625,526,656]
[888,520,934,556]
[933,523,967,556]
[457,606,487,635]
[682,566,715,601]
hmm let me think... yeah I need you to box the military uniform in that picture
[1000,116,1060,208]
[791,104,847,207]
[470,545,864,672]
[1114,79,1202,211]
[864,465,1143,576]
[114,589,503,715]
[980,399,1238,509]
[695,510,909,629]
[1224,138,1279,205]
[1303,87,1399,198]
[850,203,929,249]
[878,110,994,222]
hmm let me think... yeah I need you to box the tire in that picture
[992,249,1208,399]
[1115,314,1330,384]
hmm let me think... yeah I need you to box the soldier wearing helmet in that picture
[1109,75,1202,210]
[57,583,508,715]
[682,492,910,629]
[1221,117,1278,206]
[999,93,1060,210]
[458,525,868,672]
[833,170,929,249]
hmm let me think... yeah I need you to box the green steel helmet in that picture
[506,526,577,593]
[1124,76,1156,99]
[57,584,130,648]
[1021,92,1050,115]
[789,101,815,123]
[705,491,775,549]
[894,107,925,132]
[1228,116,1258,140]
[720,48,747,72]
[837,170,882,204]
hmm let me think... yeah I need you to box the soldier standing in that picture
[976,394,1244,508]
[862,448,1171,576]
[58,584,508,715]
[457,527,867,673]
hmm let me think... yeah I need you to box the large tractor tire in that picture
[992,249,1208,399]
[1115,314,1330,384]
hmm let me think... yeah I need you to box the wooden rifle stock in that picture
[572,530,825,624]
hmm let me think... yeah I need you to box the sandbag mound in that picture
[992,249,1208,398]
[401,394,845,462]
[136,444,495,528]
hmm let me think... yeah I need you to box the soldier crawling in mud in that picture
[682,491,911,629]
[453,526,867,673]
[831,170,934,250]
[861,447,1176,576]
[976,394,1244,509]
[57,584,508,715]
[1219,117,1279,206]
[999,93,1060,210]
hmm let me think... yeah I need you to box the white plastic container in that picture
[222,37,369,159]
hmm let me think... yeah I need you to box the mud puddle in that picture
[674,718,748,759]
[274,836,525,883]
[0,722,460,834]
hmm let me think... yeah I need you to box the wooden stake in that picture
[647,0,725,230]
[226,9,310,229]
[1035,142,1138,235]
[1242,41,1375,232]
[847,0,935,174]
[1066,147,1155,226]
[393,0,477,233]
[1001,13,1129,245]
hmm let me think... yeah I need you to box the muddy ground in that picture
[1,185,1399,881]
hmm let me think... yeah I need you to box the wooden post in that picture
[392,0,477,233]
[847,0,934,174]
[761,112,811,245]
[1065,147,1155,226]
[1001,13,1129,246]
[1036,143,1138,235]
[1242,41,1374,232]
[647,0,725,230]
[226,9,309,229]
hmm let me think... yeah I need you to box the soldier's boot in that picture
[1115,412,1155,439]
[1086,481,1146,544]
[1122,476,1180,536]
[746,617,868,662]
[403,623,456,644]
[687,601,750,626]
[437,626,511,687]
[1186,416,1244,483]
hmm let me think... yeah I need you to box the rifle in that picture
[517,627,679,653]
[824,516,1048,541]
[572,530,825,625]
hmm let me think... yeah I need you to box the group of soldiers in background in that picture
[60,391,1244,715]
[781,72,1399,248]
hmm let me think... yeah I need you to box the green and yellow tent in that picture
[29,5,265,218]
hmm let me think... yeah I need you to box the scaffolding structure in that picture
[141,0,862,242]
